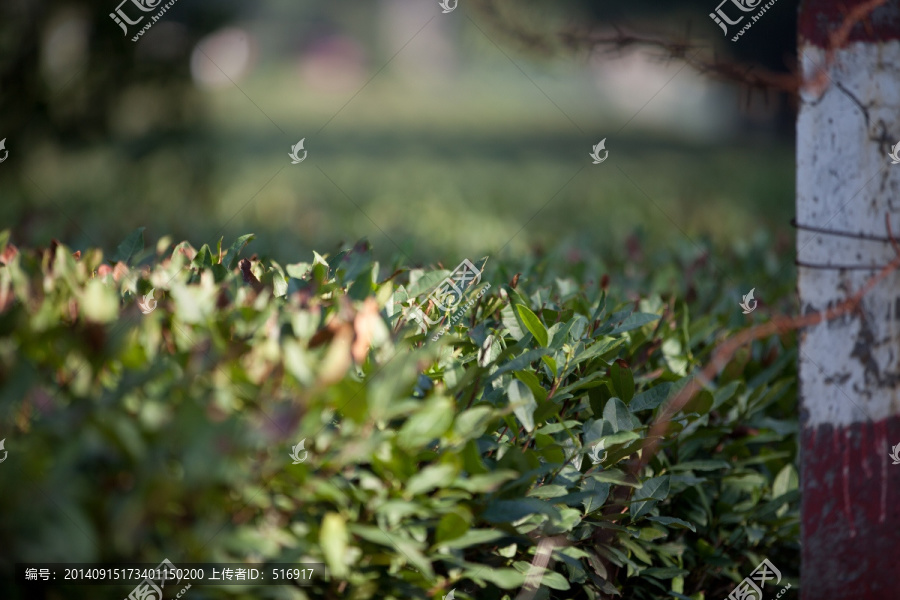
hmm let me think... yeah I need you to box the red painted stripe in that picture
[799,0,900,46]
[801,416,900,599]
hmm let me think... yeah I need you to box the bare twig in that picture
[632,214,900,475]
[478,0,887,97]
[803,0,888,96]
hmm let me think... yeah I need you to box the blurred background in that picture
[0,0,797,269]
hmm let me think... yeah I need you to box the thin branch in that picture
[632,214,900,474]
[487,0,888,97]
[803,0,888,97]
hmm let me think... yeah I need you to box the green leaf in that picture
[349,525,398,547]
[582,478,611,514]
[454,406,495,440]
[603,398,633,432]
[608,311,659,334]
[351,525,433,577]
[435,512,470,543]
[210,263,228,283]
[393,539,434,577]
[641,567,689,579]
[610,363,635,402]
[515,304,548,347]
[533,399,561,425]
[539,571,571,590]
[320,513,349,577]
[396,397,454,451]
[486,348,552,384]
[662,337,688,376]
[472,568,526,589]
[227,234,255,270]
[283,339,315,386]
[376,500,426,524]
[629,383,673,412]
[285,262,311,279]
[437,528,505,549]
[590,469,642,488]
[192,244,214,269]
[482,498,560,523]
[269,262,288,298]
[558,370,608,396]
[646,516,696,532]
[683,389,714,416]
[406,268,450,298]
[479,333,503,367]
[109,227,145,265]
[453,470,518,493]
[630,476,670,520]
[80,280,119,323]
[620,538,652,565]
[406,464,458,496]
[514,370,548,403]
[595,431,641,448]
[574,337,626,366]
[461,439,489,475]
[712,380,742,411]
[669,460,731,471]
[588,384,612,416]
[528,485,569,499]
[501,303,526,340]
[508,379,538,432]
[772,464,799,498]
[548,319,577,351]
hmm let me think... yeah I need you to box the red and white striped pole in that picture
[797,1,900,598]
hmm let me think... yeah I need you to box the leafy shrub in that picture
[0,229,799,599]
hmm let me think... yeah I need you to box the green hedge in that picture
[0,230,799,599]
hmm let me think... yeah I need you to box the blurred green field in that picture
[4,59,794,271]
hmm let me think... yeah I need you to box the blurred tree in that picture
[473,0,799,134]
[0,0,240,246]
[0,0,241,143]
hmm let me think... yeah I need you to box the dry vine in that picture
[633,213,900,475]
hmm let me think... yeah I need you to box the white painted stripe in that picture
[797,40,900,427]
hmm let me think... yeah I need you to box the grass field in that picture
[4,58,794,273]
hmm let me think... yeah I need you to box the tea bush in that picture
[0,229,799,599]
